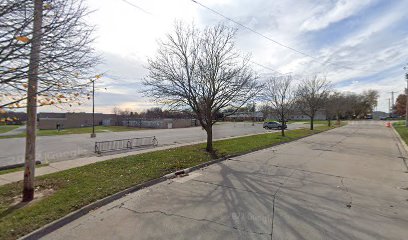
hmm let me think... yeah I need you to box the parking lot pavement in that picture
[41,121,408,240]
[0,122,306,167]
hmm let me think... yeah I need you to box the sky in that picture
[44,0,408,114]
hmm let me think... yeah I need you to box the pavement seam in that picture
[119,206,271,236]
[46,165,62,171]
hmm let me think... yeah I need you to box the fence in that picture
[95,136,158,154]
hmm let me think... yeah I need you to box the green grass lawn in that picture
[0,125,19,134]
[393,121,408,145]
[0,126,146,139]
[0,124,343,240]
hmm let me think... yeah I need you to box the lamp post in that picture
[90,79,96,138]
[252,101,255,126]
[405,72,408,127]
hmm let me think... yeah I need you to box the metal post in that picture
[391,91,395,110]
[252,101,255,126]
[90,80,96,138]
[406,73,408,127]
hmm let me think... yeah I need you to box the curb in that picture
[391,125,408,154]
[390,124,408,171]
[20,176,168,240]
[0,161,41,171]
[20,125,343,240]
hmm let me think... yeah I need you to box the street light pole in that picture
[405,72,408,127]
[90,79,96,138]
[388,98,391,116]
[252,101,255,126]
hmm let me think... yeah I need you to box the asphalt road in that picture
[0,122,306,167]
[41,121,408,240]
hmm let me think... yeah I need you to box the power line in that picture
[250,61,283,75]
[120,0,152,15]
[191,0,374,73]
[122,1,287,76]
[120,0,321,76]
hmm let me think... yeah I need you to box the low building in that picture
[38,112,198,130]
[264,110,327,121]
[223,111,264,121]
[123,118,198,129]
[289,110,327,121]
[372,111,389,119]
[38,112,117,130]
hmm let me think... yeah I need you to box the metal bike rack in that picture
[95,136,158,154]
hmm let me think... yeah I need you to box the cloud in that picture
[36,0,408,114]
[300,0,374,32]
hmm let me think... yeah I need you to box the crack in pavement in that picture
[270,130,355,240]
[270,167,299,240]
[340,177,353,208]
[191,179,278,197]
[119,205,272,237]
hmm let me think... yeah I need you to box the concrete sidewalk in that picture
[0,132,266,186]
[40,121,408,240]
[0,125,25,136]
[0,122,269,167]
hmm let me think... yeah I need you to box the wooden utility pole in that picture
[23,0,43,202]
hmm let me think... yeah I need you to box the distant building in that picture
[289,110,327,121]
[123,118,198,129]
[223,111,264,121]
[37,112,117,130]
[372,111,388,119]
[263,110,327,121]
[37,112,198,130]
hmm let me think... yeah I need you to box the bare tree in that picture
[263,75,295,136]
[324,92,343,127]
[259,104,272,120]
[0,0,98,201]
[343,90,379,119]
[0,0,99,109]
[144,22,260,153]
[295,76,331,130]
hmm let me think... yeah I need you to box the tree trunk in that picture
[328,118,331,127]
[280,113,285,136]
[310,116,314,130]
[205,125,213,153]
[23,0,43,202]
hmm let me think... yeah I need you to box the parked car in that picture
[263,121,287,130]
